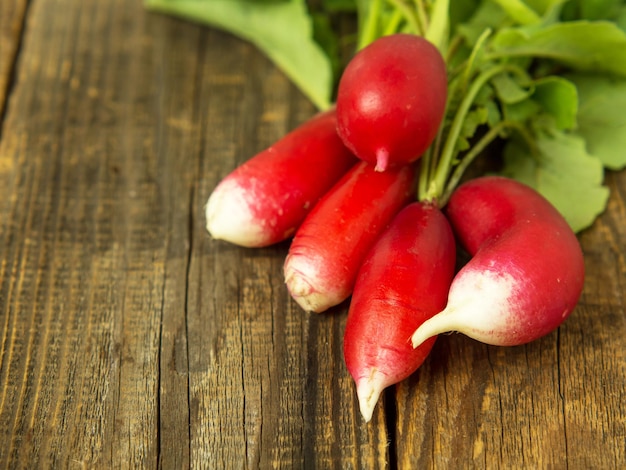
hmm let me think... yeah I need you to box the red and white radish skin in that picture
[344,202,456,422]
[284,161,416,313]
[205,110,356,247]
[411,176,585,348]
[336,34,447,172]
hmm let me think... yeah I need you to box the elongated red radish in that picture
[336,34,447,172]
[284,161,416,313]
[411,176,585,348]
[344,202,456,422]
[205,110,357,247]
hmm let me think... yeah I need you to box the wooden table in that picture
[1,1,624,468]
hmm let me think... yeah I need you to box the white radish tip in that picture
[355,370,387,423]
[284,268,325,313]
[205,179,267,247]
[412,270,520,346]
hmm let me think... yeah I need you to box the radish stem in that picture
[413,0,429,37]
[460,28,493,94]
[439,120,534,205]
[386,0,422,36]
[358,0,383,50]
[425,0,450,53]
[426,63,525,201]
[383,9,404,36]
[418,147,434,201]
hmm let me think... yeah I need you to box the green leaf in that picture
[532,76,578,130]
[490,0,541,25]
[321,0,357,12]
[485,99,503,126]
[491,71,534,104]
[491,21,626,78]
[498,75,577,129]
[561,0,624,21]
[456,106,490,152]
[449,0,481,32]
[617,6,626,32]
[502,96,541,123]
[501,128,609,232]
[457,2,509,45]
[144,0,333,110]
[524,0,567,16]
[445,75,496,153]
[566,73,626,170]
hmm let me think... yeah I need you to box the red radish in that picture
[205,110,356,247]
[411,176,585,348]
[284,161,416,313]
[336,34,447,172]
[344,202,456,422]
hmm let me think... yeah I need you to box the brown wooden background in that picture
[1,0,624,468]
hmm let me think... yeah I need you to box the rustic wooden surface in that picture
[0,0,624,468]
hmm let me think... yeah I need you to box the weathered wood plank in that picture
[559,169,626,468]
[0,0,28,113]
[0,0,173,466]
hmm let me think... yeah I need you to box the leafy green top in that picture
[145,0,626,233]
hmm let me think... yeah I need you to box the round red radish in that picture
[344,202,456,422]
[284,161,416,313]
[336,34,447,172]
[411,176,585,348]
[205,110,356,247]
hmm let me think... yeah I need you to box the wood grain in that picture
[0,0,624,468]
[0,0,28,114]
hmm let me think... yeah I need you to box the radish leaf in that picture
[491,72,534,104]
[492,21,626,77]
[144,0,334,110]
[565,73,626,170]
[562,0,625,22]
[501,127,609,232]
[531,76,578,130]
[490,0,541,25]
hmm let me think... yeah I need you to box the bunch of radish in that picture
[205,34,585,422]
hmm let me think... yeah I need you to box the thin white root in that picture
[410,311,454,348]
